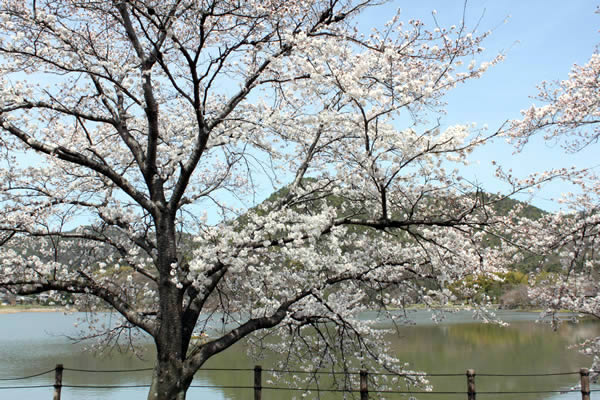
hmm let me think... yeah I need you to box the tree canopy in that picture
[0,1,530,399]
[508,43,600,376]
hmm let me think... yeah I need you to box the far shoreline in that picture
[0,305,70,314]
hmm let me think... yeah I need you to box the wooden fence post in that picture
[254,365,262,400]
[53,364,63,400]
[580,368,590,400]
[360,369,368,400]
[466,369,476,400]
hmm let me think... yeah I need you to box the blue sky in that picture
[6,1,597,221]
[359,1,599,210]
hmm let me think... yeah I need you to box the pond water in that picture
[0,310,598,399]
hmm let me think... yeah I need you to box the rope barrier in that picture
[1,366,595,379]
[264,368,356,376]
[0,365,597,396]
[0,369,55,381]
[478,371,581,377]
[264,368,465,377]
[476,390,579,394]
[189,367,254,372]
[62,384,152,389]
[2,365,593,379]
[369,371,465,377]
[0,385,54,390]
[233,367,581,377]
[189,384,263,390]
[0,382,588,395]
[228,367,584,377]
[63,367,153,373]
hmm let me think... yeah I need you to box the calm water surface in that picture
[0,310,598,399]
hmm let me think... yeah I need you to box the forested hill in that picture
[259,182,545,220]
[240,185,551,306]
[250,183,546,234]
[10,184,547,271]
[4,185,549,308]
[238,183,550,270]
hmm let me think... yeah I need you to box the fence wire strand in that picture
[3,366,590,378]
[0,369,55,381]
[478,371,580,377]
[0,385,54,390]
[1,365,598,396]
[64,367,153,373]
[63,384,152,389]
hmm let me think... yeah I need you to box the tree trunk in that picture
[147,359,192,400]
[147,318,192,400]
[147,214,192,400]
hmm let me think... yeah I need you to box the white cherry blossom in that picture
[0,1,520,399]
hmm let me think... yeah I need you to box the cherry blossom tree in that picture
[507,44,600,372]
[0,1,513,398]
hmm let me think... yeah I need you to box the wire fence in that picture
[0,364,599,399]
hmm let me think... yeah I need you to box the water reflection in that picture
[388,320,598,400]
[0,311,597,399]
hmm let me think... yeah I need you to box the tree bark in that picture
[147,214,193,400]
[147,358,192,400]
